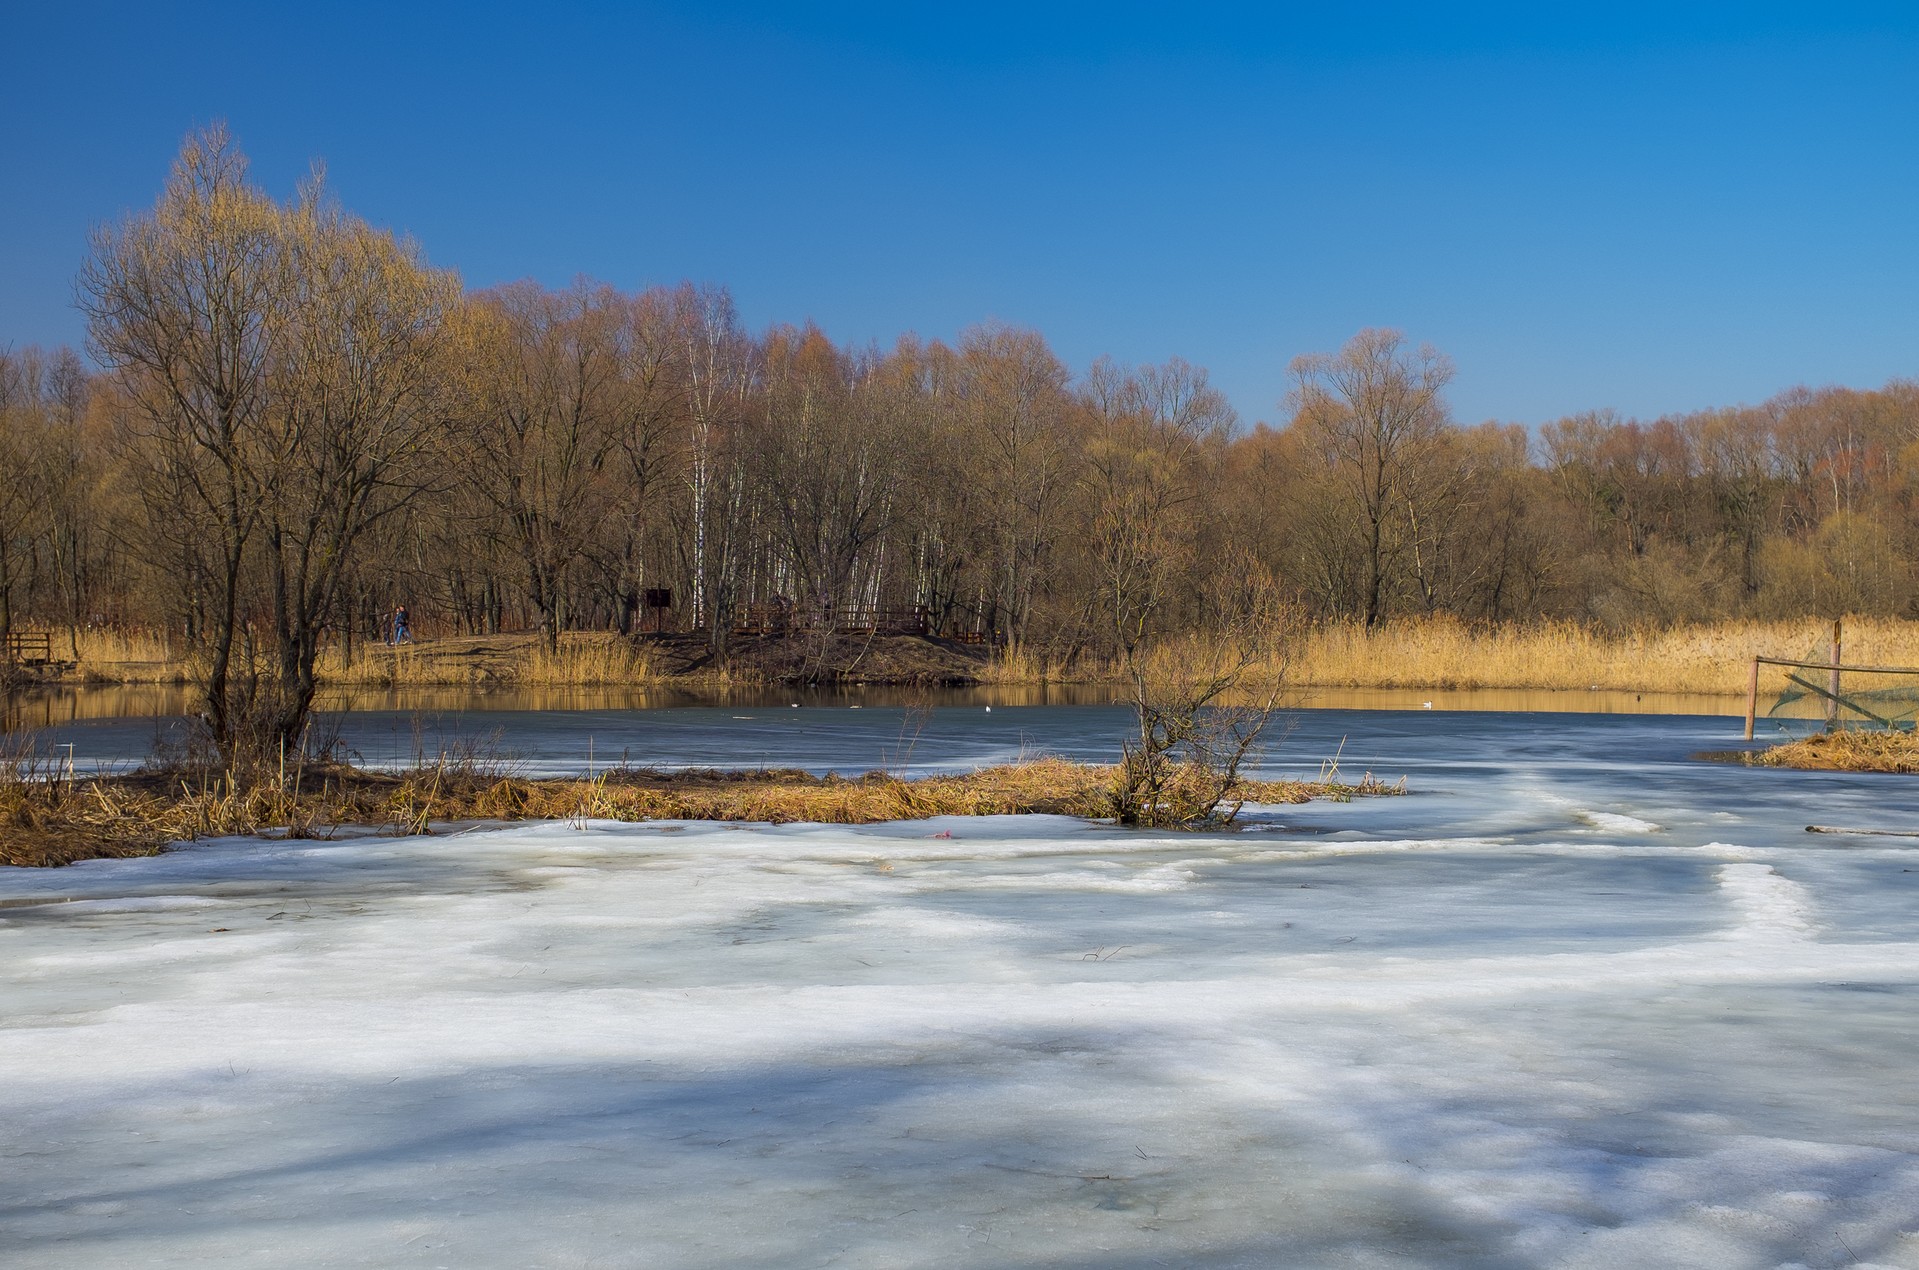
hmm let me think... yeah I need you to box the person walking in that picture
[391,605,412,646]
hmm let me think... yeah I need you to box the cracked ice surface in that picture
[6,713,1919,1267]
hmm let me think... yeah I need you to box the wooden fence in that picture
[2,631,53,668]
[1744,653,1919,738]
[701,605,1007,644]
[724,605,933,638]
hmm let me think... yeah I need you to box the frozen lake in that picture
[5,708,1919,1267]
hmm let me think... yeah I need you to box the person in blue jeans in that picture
[391,605,412,646]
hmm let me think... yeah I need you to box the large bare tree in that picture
[80,126,456,762]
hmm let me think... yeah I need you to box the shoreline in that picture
[8,616,1913,699]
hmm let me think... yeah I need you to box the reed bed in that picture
[0,754,1398,869]
[26,615,1913,695]
[987,616,1919,696]
[524,637,657,687]
[978,640,1076,686]
[48,628,188,684]
[1282,617,1919,695]
[13,628,663,688]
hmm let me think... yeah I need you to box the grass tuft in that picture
[1741,729,1919,773]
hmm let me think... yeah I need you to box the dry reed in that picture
[11,628,661,688]
[524,637,656,686]
[30,615,1904,695]
[0,756,1399,868]
[986,616,1919,696]
[1741,729,1919,773]
[41,628,189,684]
[1282,616,1919,695]
[977,640,1073,685]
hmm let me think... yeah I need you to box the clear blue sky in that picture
[4,2,1916,426]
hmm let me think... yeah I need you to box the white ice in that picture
[6,798,1919,1265]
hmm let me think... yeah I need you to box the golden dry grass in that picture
[17,628,659,688]
[988,616,1919,696]
[978,640,1074,685]
[1282,617,1910,694]
[0,757,1398,868]
[1742,729,1919,773]
[51,628,189,684]
[31,615,1915,695]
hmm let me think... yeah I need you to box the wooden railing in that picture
[693,605,1004,645]
[2,631,53,667]
[725,605,933,637]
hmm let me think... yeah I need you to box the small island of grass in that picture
[1737,729,1919,773]
[1,757,1402,870]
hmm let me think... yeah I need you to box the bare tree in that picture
[600,288,687,634]
[1290,329,1454,628]
[80,126,456,763]
[257,180,459,736]
[79,127,284,755]
[667,284,758,657]
[759,327,903,619]
[1079,355,1233,658]
[0,356,52,640]
[958,323,1074,645]
[1111,569,1289,828]
[467,280,629,653]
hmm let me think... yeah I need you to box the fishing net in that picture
[1764,642,1919,731]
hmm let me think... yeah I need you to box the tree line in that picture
[4,128,1918,756]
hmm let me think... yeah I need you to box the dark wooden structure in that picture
[640,588,674,635]
[3,631,54,668]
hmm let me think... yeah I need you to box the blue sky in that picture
[4,2,1916,426]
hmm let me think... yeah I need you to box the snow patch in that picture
[1577,809,1664,834]
[1715,862,1817,941]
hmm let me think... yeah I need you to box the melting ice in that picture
[5,710,1919,1267]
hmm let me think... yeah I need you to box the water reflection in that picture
[4,680,1787,732]
[3,683,198,731]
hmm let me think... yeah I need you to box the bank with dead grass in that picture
[25,616,1913,696]
[0,757,1401,869]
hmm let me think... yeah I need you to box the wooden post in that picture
[1827,617,1842,731]
[1745,657,1760,740]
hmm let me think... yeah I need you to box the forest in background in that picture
[3,130,1917,749]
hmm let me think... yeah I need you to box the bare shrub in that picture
[1111,571,1293,828]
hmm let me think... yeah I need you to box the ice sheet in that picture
[6,714,1919,1267]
